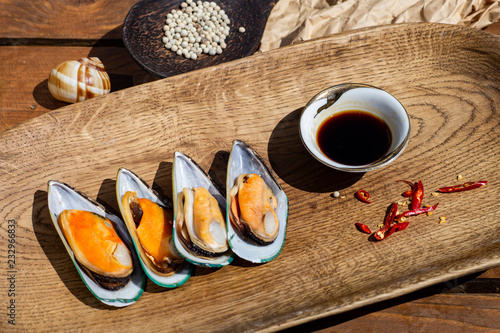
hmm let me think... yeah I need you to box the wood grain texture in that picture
[0,46,157,132]
[287,268,500,332]
[298,295,500,333]
[0,23,499,332]
[0,0,137,40]
[485,20,500,35]
[122,0,277,77]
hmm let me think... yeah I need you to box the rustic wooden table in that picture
[1,0,499,332]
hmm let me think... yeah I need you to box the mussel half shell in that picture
[172,152,234,267]
[116,168,192,288]
[48,180,145,307]
[226,140,289,263]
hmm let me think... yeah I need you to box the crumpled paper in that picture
[259,0,500,52]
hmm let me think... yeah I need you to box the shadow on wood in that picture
[281,271,485,333]
[268,107,364,193]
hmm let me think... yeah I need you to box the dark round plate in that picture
[123,0,276,78]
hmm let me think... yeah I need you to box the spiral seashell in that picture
[48,57,111,103]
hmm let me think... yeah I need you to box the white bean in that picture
[162,0,232,59]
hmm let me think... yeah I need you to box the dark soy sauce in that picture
[316,110,392,166]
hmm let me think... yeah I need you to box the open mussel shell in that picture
[116,168,192,288]
[226,140,289,263]
[172,152,235,267]
[47,180,145,307]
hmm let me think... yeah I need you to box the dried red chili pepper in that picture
[374,222,409,241]
[397,180,415,197]
[396,203,439,219]
[438,181,487,193]
[373,202,399,240]
[373,226,390,240]
[384,221,410,239]
[355,222,372,234]
[384,202,399,228]
[392,221,410,232]
[411,181,424,210]
[355,190,372,203]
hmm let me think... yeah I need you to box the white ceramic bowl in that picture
[299,83,410,172]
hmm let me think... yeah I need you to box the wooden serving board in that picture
[0,23,499,332]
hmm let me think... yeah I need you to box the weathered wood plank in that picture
[485,20,500,35]
[0,46,156,132]
[310,294,500,333]
[287,268,500,332]
[0,0,137,40]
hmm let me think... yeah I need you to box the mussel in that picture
[172,152,234,267]
[121,191,183,275]
[228,173,279,245]
[48,180,145,307]
[226,140,288,263]
[116,168,192,288]
[176,187,229,258]
[57,209,133,290]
